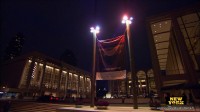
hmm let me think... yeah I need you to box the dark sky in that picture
[1,0,199,73]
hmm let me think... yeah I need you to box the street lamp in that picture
[122,15,138,109]
[90,26,100,107]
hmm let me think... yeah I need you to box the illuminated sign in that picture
[167,97,185,105]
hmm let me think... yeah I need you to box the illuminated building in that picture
[108,69,156,98]
[109,4,200,98]
[147,4,200,98]
[0,51,91,98]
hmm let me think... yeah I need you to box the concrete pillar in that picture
[146,22,163,94]
[26,57,36,89]
[40,62,46,96]
[57,67,62,97]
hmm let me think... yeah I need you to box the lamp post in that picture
[90,26,100,107]
[122,15,138,109]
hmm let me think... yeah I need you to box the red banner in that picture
[96,35,126,80]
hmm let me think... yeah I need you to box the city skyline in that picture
[1,0,199,72]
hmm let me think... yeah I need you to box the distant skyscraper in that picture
[60,49,77,66]
[4,33,24,61]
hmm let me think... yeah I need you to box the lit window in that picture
[55,68,59,71]
[62,71,67,73]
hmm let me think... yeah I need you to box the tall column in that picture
[146,21,163,95]
[26,57,36,89]
[57,67,62,97]
[77,72,80,97]
[50,67,55,94]
[125,73,128,97]
[65,70,69,98]
[40,62,46,96]
[146,72,150,96]
[83,74,86,97]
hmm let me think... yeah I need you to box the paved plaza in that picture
[57,105,200,112]
[58,106,163,112]
[1,100,199,112]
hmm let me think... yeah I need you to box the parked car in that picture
[37,95,60,102]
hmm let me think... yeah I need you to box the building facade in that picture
[108,3,200,99]
[147,3,200,99]
[0,52,91,99]
[108,69,156,98]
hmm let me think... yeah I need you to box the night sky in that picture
[1,0,199,73]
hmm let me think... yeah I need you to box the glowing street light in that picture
[121,15,133,24]
[90,26,100,34]
[122,15,138,109]
[90,25,100,107]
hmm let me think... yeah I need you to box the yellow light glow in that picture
[62,71,67,73]
[142,85,146,87]
[55,68,59,71]
[46,65,53,69]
